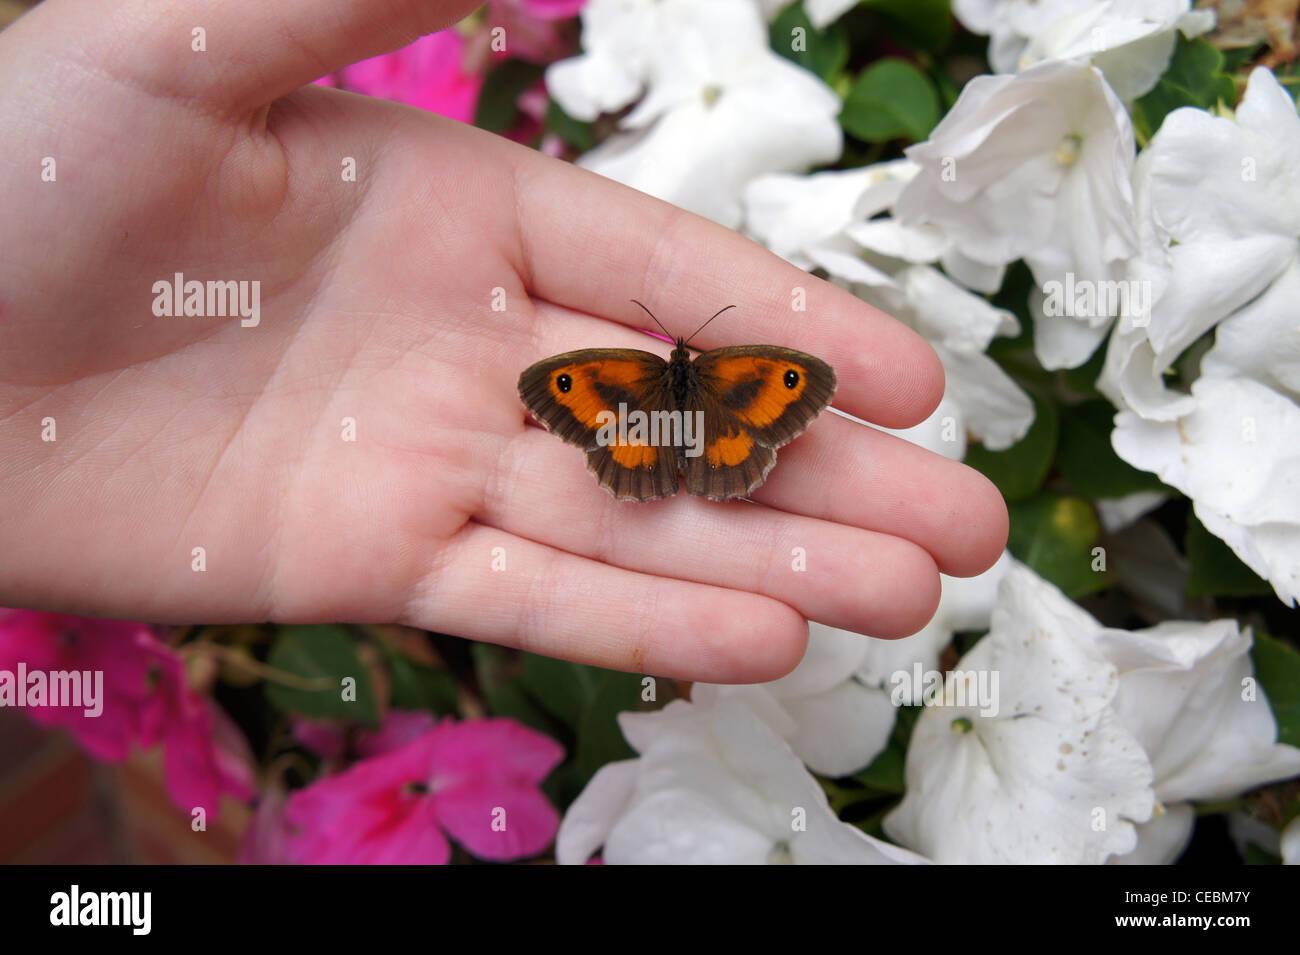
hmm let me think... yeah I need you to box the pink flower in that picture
[284,718,564,864]
[0,610,253,819]
[334,29,483,123]
[291,708,437,760]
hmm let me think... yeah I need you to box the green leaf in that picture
[1242,842,1282,865]
[475,60,545,133]
[387,652,459,715]
[520,653,601,729]
[1007,492,1110,598]
[545,97,595,151]
[861,0,952,54]
[481,678,565,738]
[575,671,644,785]
[964,392,1058,503]
[1251,633,1300,748]
[1132,35,1236,139]
[853,736,905,793]
[1219,43,1264,73]
[769,3,850,82]
[841,58,941,143]
[1185,512,1274,598]
[1057,399,1166,499]
[265,625,378,726]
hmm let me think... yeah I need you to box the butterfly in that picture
[517,301,837,502]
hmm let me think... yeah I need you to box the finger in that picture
[512,301,1006,577]
[507,149,945,429]
[411,522,808,684]
[752,412,1010,579]
[43,0,481,118]
[479,429,942,639]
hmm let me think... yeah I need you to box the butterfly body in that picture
[518,333,835,503]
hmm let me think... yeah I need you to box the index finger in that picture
[506,144,945,429]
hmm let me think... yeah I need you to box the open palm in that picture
[0,0,1007,682]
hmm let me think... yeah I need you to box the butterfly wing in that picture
[518,348,680,501]
[683,345,836,501]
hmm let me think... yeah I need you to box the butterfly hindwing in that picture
[683,345,836,501]
[517,348,680,501]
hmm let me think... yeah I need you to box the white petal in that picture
[1283,816,1300,865]
[941,247,1007,294]
[781,681,897,777]
[899,265,1019,352]
[804,0,860,29]
[934,343,1036,450]
[742,168,879,261]
[1200,257,1300,400]
[845,220,950,264]
[1109,802,1196,865]
[555,759,641,864]
[1096,490,1168,534]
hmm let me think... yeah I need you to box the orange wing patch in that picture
[705,356,809,428]
[608,441,659,468]
[546,361,647,430]
[706,429,753,467]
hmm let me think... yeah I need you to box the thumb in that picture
[20,0,483,119]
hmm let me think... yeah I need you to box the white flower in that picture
[1112,376,1300,606]
[555,700,927,864]
[1099,618,1300,862]
[548,0,841,228]
[692,624,896,777]
[743,163,1034,449]
[1099,69,1300,606]
[1097,619,1300,803]
[953,0,1093,73]
[885,562,1300,864]
[896,59,1138,369]
[1018,0,1216,101]
[1100,68,1300,420]
[884,564,1156,863]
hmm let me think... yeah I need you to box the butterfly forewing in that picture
[517,348,681,501]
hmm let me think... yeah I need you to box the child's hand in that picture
[0,0,1007,682]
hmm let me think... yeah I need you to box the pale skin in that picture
[0,0,1008,683]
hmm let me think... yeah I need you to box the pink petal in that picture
[428,717,565,784]
[433,779,559,861]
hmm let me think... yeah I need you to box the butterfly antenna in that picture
[684,305,736,346]
[630,299,675,341]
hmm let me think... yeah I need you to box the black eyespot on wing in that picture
[783,369,799,389]
[556,373,572,393]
